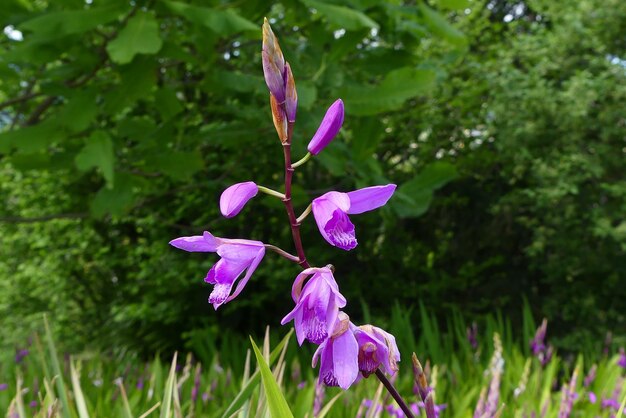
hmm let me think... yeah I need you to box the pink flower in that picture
[169,232,265,309]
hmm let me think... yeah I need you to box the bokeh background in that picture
[0,0,624,358]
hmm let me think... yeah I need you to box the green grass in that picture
[1,306,625,417]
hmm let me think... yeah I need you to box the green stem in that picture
[296,203,312,224]
[292,152,312,168]
[258,185,286,199]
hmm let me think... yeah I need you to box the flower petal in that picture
[307,99,344,155]
[219,182,258,218]
[324,209,357,251]
[169,232,220,252]
[225,246,265,303]
[346,184,397,215]
[332,330,359,389]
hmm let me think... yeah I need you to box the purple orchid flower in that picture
[307,99,344,155]
[281,266,347,345]
[169,232,265,309]
[311,184,397,250]
[219,182,258,218]
[353,324,400,377]
[312,312,359,390]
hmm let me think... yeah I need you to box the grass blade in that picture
[43,314,72,418]
[70,359,90,418]
[250,337,294,418]
[160,352,178,418]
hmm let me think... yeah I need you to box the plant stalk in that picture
[375,369,415,418]
[282,121,310,269]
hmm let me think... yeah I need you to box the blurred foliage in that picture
[0,0,624,354]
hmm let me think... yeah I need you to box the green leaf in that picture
[19,5,123,42]
[10,153,51,170]
[301,0,378,30]
[145,151,203,181]
[393,162,457,218]
[350,117,385,159]
[0,120,63,153]
[103,56,157,114]
[298,81,318,110]
[439,0,470,9]
[59,93,98,133]
[340,67,436,116]
[249,337,294,418]
[90,173,137,217]
[163,1,258,35]
[154,88,183,121]
[75,131,115,187]
[419,4,467,46]
[106,11,163,64]
[159,353,177,418]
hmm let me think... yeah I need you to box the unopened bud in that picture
[270,94,288,143]
[285,62,297,122]
[262,18,286,102]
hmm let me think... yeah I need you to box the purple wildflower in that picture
[307,99,344,155]
[219,182,258,218]
[281,266,347,345]
[15,348,29,363]
[0,383,7,391]
[584,365,597,387]
[29,400,37,409]
[353,324,400,377]
[169,232,265,309]
[530,319,548,356]
[618,347,626,368]
[311,184,397,250]
[467,322,479,351]
[312,312,359,390]
[588,392,597,404]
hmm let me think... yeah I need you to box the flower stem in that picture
[258,185,286,199]
[295,203,312,224]
[264,244,300,263]
[292,152,312,168]
[282,122,310,269]
[375,369,415,418]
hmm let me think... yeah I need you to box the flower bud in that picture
[307,99,344,155]
[219,181,258,218]
[270,94,288,143]
[262,18,286,103]
[285,62,297,122]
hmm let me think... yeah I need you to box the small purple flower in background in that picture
[583,364,596,387]
[588,392,597,404]
[169,232,265,309]
[136,377,144,390]
[353,324,400,377]
[0,383,8,391]
[15,348,29,364]
[530,319,547,356]
[312,184,396,250]
[467,322,479,351]
[312,312,359,390]
[307,99,344,155]
[29,400,37,409]
[281,266,347,345]
[618,347,626,368]
[219,182,258,218]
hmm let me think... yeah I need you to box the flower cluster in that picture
[170,19,400,391]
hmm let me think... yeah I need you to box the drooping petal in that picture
[209,282,234,310]
[219,182,258,218]
[307,99,344,155]
[346,184,397,215]
[169,232,220,252]
[332,330,359,389]
[225,246,265,303]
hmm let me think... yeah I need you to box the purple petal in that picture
[307,99,344,155]
[220,182,258,218]
[312,195,356,250]
[332,331,359,389]
[285,62,297,122]
[346,184,397,215]
[262,50,285,103]
[225,246,264,303]
[169,231,220,252]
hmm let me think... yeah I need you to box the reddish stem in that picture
[282,122,310,269]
